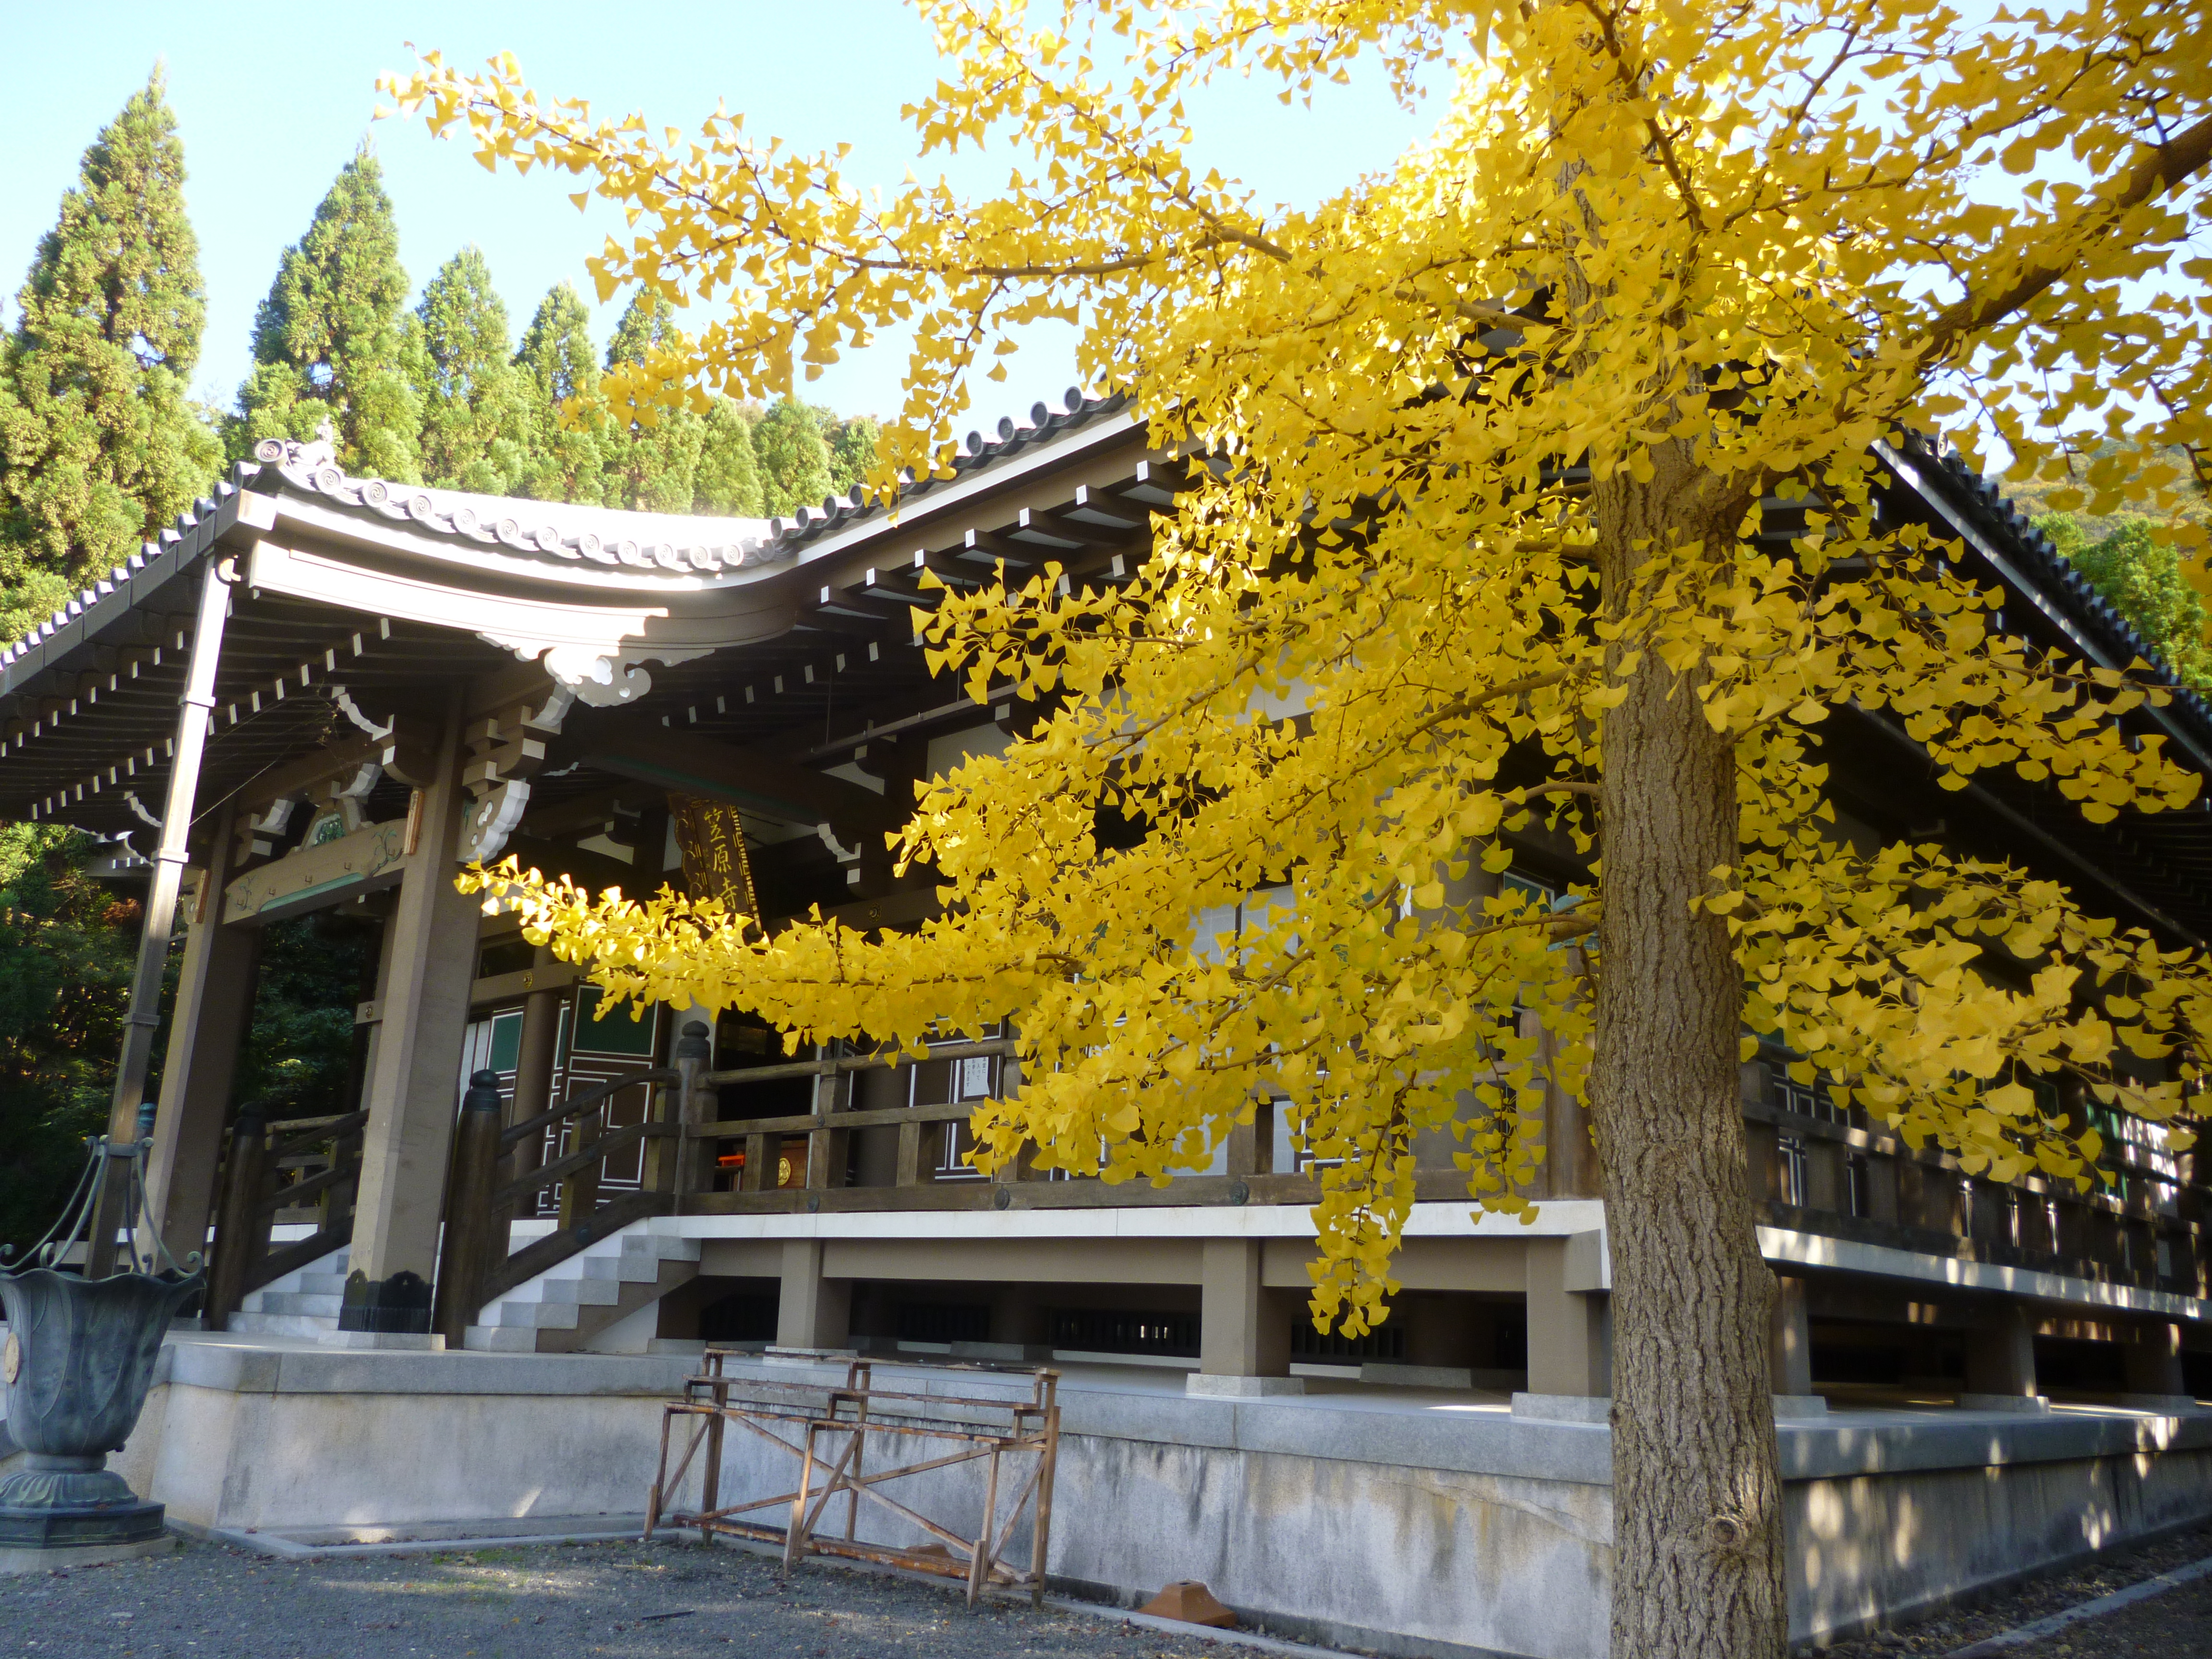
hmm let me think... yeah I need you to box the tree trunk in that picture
[1594,469,1788,1659]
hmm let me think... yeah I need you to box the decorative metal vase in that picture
[0,1136,202,1551]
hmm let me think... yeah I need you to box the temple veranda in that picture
[2,404,2212,1655]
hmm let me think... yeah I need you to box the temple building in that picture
[1,397,2209,1653]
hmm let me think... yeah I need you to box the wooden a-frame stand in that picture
[645,1353,1061,1607]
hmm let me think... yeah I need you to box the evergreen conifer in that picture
[695,398,765,516]
[821,411,881,500]
[601,291,702,512]
[413,246,527,493]
[753,397,835,517]
[2037,513,2212,688]
[513,282,609,505]
[232,147,421,481]
[0,70,218,640]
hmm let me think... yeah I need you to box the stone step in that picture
[485,1300,583,1331]
[568,1253,672,1285]
[227,1311,338,1339]
[536,1277,624,1308]
[241,1250,353,1301]
[240,1291,343,1319]
[464,1221,702,1353]
[461,1325,540,1352]
[622,1234,699,1262]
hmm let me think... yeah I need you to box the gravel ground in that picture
[0,1537,1243,1659]
[1993,1570,2212,1658]
[1813,1521,2212,1657]
[13,1524,2212,1659]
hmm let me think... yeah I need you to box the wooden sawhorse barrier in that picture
[645,1353,1060,1607]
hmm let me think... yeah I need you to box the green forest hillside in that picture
[0,81,883,1250]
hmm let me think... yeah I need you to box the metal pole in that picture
[89,557,235,1277]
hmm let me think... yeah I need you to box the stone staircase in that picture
[226,1244,351,1338]
[463,1222,699,1353]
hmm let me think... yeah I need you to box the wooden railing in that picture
[498,1066,683,1224]
[205,1106,368,1330]
[432,1063,683,1340]
[697,1037,1016,1192]
[428,1028,1028,1336]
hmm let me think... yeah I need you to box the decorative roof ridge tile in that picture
[245,435,787,578]
[756,386,1129,552]
[237,386,1130,578]
[0,385,1128,677]
[0,476,239,671]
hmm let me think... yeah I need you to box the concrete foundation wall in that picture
[108,1341,2212,1659]
[1788,1443,2212,1637]
[112,1345,694,1534]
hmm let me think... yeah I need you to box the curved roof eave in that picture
[0,390,1136,688]
[1878,433,2212,777]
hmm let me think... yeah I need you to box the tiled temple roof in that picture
[0,396,2191,758]
[0,387,1130,692]
[240,387,1129,578]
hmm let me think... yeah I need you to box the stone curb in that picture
[178,1518,648,1561]
[1044,1595,1361,1658]
[1945,1551,2212,1656]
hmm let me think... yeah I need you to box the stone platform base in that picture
[108,1336,2212,1659]
[0,1534,175,1575]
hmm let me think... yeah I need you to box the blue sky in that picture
[0,1,1439,428]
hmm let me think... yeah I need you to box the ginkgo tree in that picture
[387,2,2212,1653]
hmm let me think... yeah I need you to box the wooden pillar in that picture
[1191,1238,1296,1394]
[667,1020,714,1201]
[2123,1322,2189,1405]
[1804,1144,1841,1214]
[807,1052,847,1193]
[1768,1274,1814,1398]
[144,810,261,1268]
[505,957,564,1190]
[1226,1099,1274,1178]
[776,1238,850,1350]
[1524,1237,1610,1398]
[990,1285,1050,1351]
[1539,1016,1602,1197]
[339,695,479,1341]
[1963,1302,2040,1403]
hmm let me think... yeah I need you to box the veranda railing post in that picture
[330,1116,365,1242]
[557,1100,605,1229]
[433,1070,505,1342]
[670,1020,713,1202]
[204,1106,267,1330]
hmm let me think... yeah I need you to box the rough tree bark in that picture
[1593,456,1789,1659]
